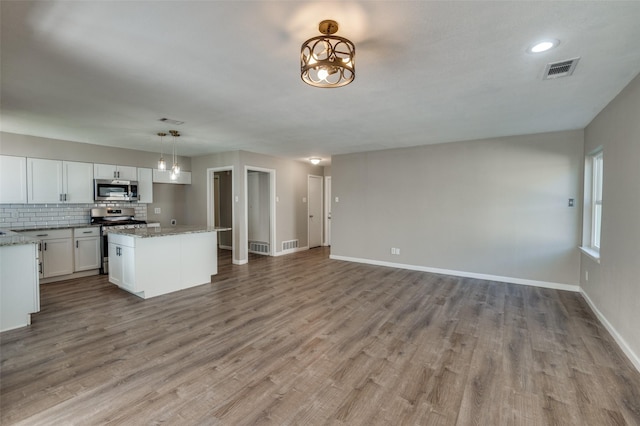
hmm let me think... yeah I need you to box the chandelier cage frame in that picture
[301,20,355,88]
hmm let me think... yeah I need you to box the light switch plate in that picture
[154,207,161,214]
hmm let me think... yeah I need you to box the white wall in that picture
[331,130,584,287]
[581,72,640,367]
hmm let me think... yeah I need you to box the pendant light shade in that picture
[157,132,167,171]
[301,20,355,88]
[169,130,180,181]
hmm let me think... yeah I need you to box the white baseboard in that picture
[580,289,640,372]
[275,246,309,257]
[328,255,580,292]
[232,259,247,265]
[218,245,232,251]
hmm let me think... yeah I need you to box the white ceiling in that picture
[2,1,640,165]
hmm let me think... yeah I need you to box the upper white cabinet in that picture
[94,163,137,180]
[27,159,93,204]
[137,168,153,204]
[0,155,28,204]
[152,169,192,185]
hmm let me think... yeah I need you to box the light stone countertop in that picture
[107,226,231,239]
[10,224,101,232]
[0,230,39,247]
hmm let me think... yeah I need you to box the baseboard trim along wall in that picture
[580,289,640,373]
[329,255,580,292]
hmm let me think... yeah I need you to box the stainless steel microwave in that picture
[94,179,139,201]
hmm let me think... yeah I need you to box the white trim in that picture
[219,245,232,251]
[324,176,331,246]
[580,289,640,372]
[579,246,601,263]
[244,166,276,260]
[233,259,247,265]
[329,255,580,292]
[307,174,323,249]
[207,166,235,262]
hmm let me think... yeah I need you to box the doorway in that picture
[308,175,323,249]
[244,166,276,260]
[207,167,234,263]
[324,176,331,246]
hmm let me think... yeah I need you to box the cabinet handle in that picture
[76,241,79,248]
[36,233,48,237]
[39,262,43,274]
[59,194,63,202]
[38,243,42,251]
[64,193,68,201]
[44,242,47,251]
[83,231,92,234]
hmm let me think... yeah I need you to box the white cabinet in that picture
[0,242,40,332]
[26,158,93,204]
[152,169,192,184]
[108,241,136,291]
[20,229,73,278]
[94,163,137,180]
[137,167,153,203]
[74,227,101,272]
[0,155,28,204]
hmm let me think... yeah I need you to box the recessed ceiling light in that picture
[309,158,321,165]
[527,39,559,54]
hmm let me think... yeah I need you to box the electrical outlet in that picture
[391,248,401,255]
[170,219,177,226]
[568,198,575,207]
[585,271,589,281]
[335,197,339,203]
[154,207,161,214]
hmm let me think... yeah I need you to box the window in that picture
[582,149,603,260]
[591,151,603,250]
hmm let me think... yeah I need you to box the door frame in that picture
[307,174,323,249]
[244,166,276,259]
[324,175,331,246]
[207,166,235,262]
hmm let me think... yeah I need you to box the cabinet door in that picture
[74,237,101,271]
[94,163,118,179]
[121,245,136,290]
[137,167,153,203]
[64,161,94,203]
[0,155,28,204]
[108,243,123,286]
[27,158,64,204]
[42,238,73,278]
[117,166,137,180]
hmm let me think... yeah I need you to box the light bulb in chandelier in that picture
[301,20,355,88]
[172,163,181,176]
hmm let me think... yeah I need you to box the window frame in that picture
[590,150,603,250]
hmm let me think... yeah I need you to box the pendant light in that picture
[157,132,167,171]
[169,130,180,181]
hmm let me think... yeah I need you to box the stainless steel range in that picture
[90,207,158,274]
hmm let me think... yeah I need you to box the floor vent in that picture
[543,58,580,80]
[282,239,299,251]
[249,241,269,255]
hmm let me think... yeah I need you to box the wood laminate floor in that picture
[1,247,639,425]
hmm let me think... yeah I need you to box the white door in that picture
[308,175,323,249]
[324,176,331,246]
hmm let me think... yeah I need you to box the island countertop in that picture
[107,225,231,239]
[0,230,39,247]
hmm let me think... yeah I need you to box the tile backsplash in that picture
[0,203,147,229]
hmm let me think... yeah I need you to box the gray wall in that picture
[186,150,323,264]
[331,130,584,286]
[581,73,640,362]
[0,131,190,226]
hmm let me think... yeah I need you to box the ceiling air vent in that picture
[158,117,184,125]
[543,57,580,80]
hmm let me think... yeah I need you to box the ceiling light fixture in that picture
[169,130,181,181]
[157,132,167,171]
[301,19,355,88]
[310,157,321,165]
[528,39,559,53]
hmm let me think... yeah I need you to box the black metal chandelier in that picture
[301,20,355,88]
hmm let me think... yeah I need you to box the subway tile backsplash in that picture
[0,203,147,229]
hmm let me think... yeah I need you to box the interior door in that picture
[308,175,323,248]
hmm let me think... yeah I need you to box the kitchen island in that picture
[0,230,40,331]
[107,226,230,299]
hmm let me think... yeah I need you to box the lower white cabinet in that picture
[108,242,136,291]
[74,227,101,272]
[0,242,40,332]
[19,229,73,278]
